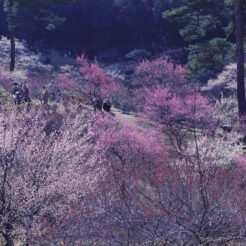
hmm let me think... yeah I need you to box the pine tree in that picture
[3,0,71,71]
[164,0,246,116]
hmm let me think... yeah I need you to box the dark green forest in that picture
[0,0,184,59]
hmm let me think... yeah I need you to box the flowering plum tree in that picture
[130,57,217,157]
[56,74,80,92]
[133,57,187,89]
[0,107,98,245]
[142,86,214,130]
[77,55,120,102]
[94,113,245,244]
[141,139,246,245]
[32,115,170,245]
[131,57,188,112]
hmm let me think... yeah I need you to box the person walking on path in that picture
[18,82,24,97]
[92,97,97,112]
[15,91,22,105]
[92,97,103,112]
[12,82,23,105]
[12,82,19,105]
[22,82,31,103]
[48,81,56,101]
[41,86,49,105]
[103,99,112,112]
[55,86,62,103]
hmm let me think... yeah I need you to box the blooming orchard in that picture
[0,57,245,245]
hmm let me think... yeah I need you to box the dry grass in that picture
[111,107,137,123]
[0,36,82,86]
[202,63,238,99]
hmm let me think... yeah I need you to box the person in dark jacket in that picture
[103,99,111,112]
[92,97,103,112]
[96,98,103,111]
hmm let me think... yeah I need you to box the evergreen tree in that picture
[164,0,246,116]
[163,0,235,77]
[3,0,71,71]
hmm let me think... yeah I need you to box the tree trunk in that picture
[8,0,15,71]
[235,0,246,116]
[9,28,15,71]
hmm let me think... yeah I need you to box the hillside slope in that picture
[201,63,246,122]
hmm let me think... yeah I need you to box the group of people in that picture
[12,80,62,106]
[92,97,112,113]
[11,81,113,113]
[41,81,61,104]
[12,82,31,105]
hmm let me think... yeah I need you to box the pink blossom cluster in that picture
[143,86,212,128]
[77,55,120,100]
[56,74,80,91]
[133,57,187,89]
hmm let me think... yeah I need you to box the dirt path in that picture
[111,107,138,124]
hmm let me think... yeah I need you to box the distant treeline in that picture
[0,0,185,60]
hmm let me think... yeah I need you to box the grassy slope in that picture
[0,36,80,86]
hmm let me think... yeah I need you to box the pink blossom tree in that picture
[89,115,246,245]
[131,57,188,112]
[142,86,214,130]
[129,57,217,156]
[56,74,80,92]
[133,57,187,89]
[77,55,120,102]
[32,115,170,245]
